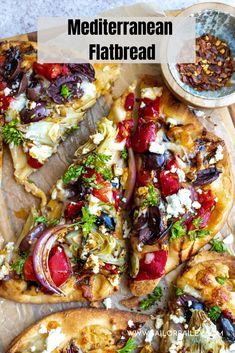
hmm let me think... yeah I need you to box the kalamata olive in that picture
[19,223,47,254]
[68,64,95,81]
[27,80,43,101]
[217,315,235,343]
[136,207,170,244]
[65,183,87,201]
[193,167,221,187]
[5,58,21,80]
[9,72,28,96]
[47,74,82,104]
[176,294,204,308]
[66,341,81,353]
[96,212,115,231]
[20,103,48,123]
[144,152,165,170]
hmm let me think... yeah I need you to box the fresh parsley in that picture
[170,220,186,241]
[144,184,158,207]
[209,239,227,253]
[2,120,24,146]
[216,276,227,285]
[78,206,97,236]
[84,152,112,180]
[11,253,28,276]
[82,175,103,189]
[62,165,84,185]
[60,84,71,99]
[174,285,184,296]
[121,148,128,160]
[208,306,222,321]
[139,286,162,310]
[34,215,48,224]
[188,217,210,241]
[117,338,137,353]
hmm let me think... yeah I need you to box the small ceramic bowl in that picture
[161,2,235,108]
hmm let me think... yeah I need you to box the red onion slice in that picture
[123,147,136,207]
[33,224,68,295]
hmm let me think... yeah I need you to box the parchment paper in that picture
[0,3,235,352]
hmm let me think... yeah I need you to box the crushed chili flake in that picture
[177,33,234,91]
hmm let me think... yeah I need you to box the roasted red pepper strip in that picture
[131,121,156,153]
[135,250,168,281]
[124,93,135,111]
[159,170,180,197]
[27,156,43,169]
[0,95,14,111]
[138,97,160,121]
[48,245,71,287]
[33,63,63,80]
[64,201,84,220]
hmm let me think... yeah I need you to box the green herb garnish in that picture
[34,215,48,224]
[78,206,97,236]
[139,286,162,310]
[62,165,84,185]
[216,276,227,285]
[84,152,112,180]
[11,253,28,276]
[208,306,222,321]
[144,184,158,207]
[60,84,71,99]
[174,285,184,296]
[82,175,103,189]
[117,338,137,353]
[2,120,24,145]
[188,217,210,241]
[170,220,186,241]
[121,148,128,160]
[209,239,227,253]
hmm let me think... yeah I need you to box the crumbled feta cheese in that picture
[123,220,131,238]
[80,80,96,101]
[166,188,192,218]
[145,253,154,264]
[39,324,48,334]
[103,297,112,309]
[4,87,12,96]
[155,316,164,330]
[128,320,134,328]
[166,117,178,126]
[10,93,26,111]
[122,197,127,203]
[86,254,100,274]
[0,242,15,280]
[149,141,165,154]
[176,168,186,182]
[215,145,223,162]
[215,197,218,202]
[140,101,146,108]
[137,242,144,252]
[108,274,120,287]
[0,264,10,280]
[31,346,36,352]
[188,300,192,307]
[223,234,234,245]
[145,329,155,343]
[170,314,185,324]
[90,132,104,145]
[141,87,163,100]
[42,326,65,353]
[192,201,201,209]
[153,177,158,183]
[197,188,202,194]
[88,195,102,216]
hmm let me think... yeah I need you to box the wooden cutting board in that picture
[3,10,235,127]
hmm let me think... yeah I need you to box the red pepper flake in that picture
[177,33,234,91]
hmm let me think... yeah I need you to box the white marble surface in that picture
[0,0,235,38]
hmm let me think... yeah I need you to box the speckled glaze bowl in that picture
[161,2,235,108]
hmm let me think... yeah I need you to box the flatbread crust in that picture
[0,40,120,208]
[130,77,234,296]
[7,308,148,353]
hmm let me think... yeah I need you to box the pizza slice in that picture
[159,251,235,352]
[129,76,233,296]
[6,308,149,353]
[0,40,120,207]
[0,83,136,303]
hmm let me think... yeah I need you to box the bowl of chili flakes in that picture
[161,2,235,108]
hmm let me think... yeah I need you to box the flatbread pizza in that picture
[0,83,136,303]
[159,251,235,352]
[0,40,120,207]
[129,76,234,296]
[6,308,149,353]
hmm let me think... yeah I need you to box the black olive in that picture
[65,183,87,201]
[193,167,221,187]
[20,102,48,123]
[47,74,82,104]
[143,152,165,170]
[96,212,115,231]
[217,315,235,343]
[68,64,95,81]
[27,80,43,101]
[19,223,46,254]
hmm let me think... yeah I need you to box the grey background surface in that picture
[1,0,235,38]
